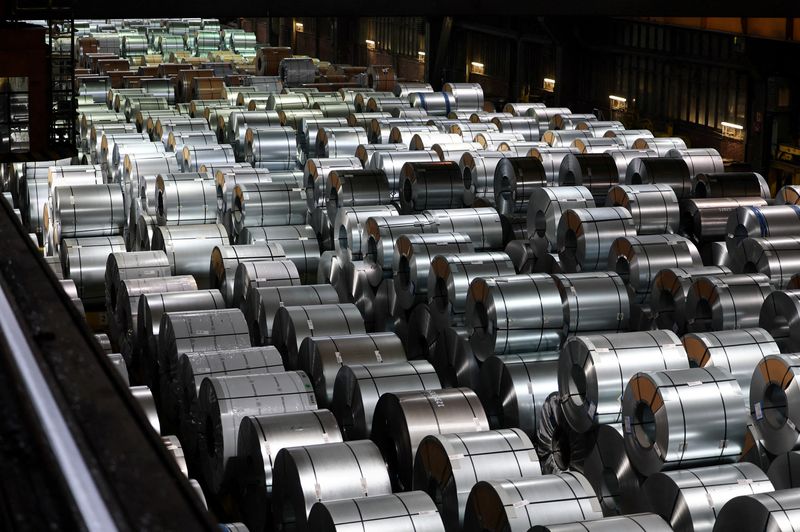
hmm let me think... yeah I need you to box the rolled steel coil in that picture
[425,207,503,251]
[556,206,635,273]
[371,388,489,490]
[409,132,463,150]
[232,183,306,234]
[236,410,343,532]
[492,116,542,142]
[760,290,800,353]
[606,184,679,235]
[493,157,547,216]
[304,156,363,209]
[532,513,672,531]
[459,151,507,205]
[465,274,563,360]
[575,120,625,137]
[64,236,127,307]
[409,92,455,116]
[542,130,593,148]
[462,472,603,532]
[395,82,434,97]
[694,172,770,199]
[622,366,747,476]
[683,328,780,394]
[725,205,800,266]
[151,224,228,287]
[549,113,597,131]
[714,488,800,532]
[602,128,654,147]
[105,250,171,316]
[766,450,800,489]
[534,392,601,473]
[553,272,630,336]
[750,353,800,455]
[742,237,800,289]
[604,149,658,181]
[180,144,235,172]
[225,111,281,150]
[582,424,643,516]
[271,440,392,532]
[625,157,692,199]
[527,186,595,254]
[685,198,769,244]
[649,266,732,334]
[298,332,407,407]
[371,279,402,334]
[307,491,444,532]
[279,109,324,129]
[644,463,774,532]
[572,137,624,153]
[271,303,366,369]
[209,243,286,305]
[558,153,620,205]
[316,127,369,158]
[326,169,391,222]
[505,239,535,273]
[278,57,316,87]
[559,329,689,433]
[503,102,545,116]
[363,213,438,286]
[234,225,320,284]
[330,359,439,440]
[442,83,484,111]
[629,137,687,156]
[685,273,773,332]
[354,142,405,167]
[430,326,479,390]
[197,371,317,493]
[53,184,125,242]
[215,167,292,216]
[134,213,157,250]
[777,185,800,205]
[404,303,439,361]
[413,428,541,530]
[60,278,85,316]
[244,127,296,170]
[155,173,216,226]
[608,234,701,304]
[398,161,464,213]
[667,147,725,177]
[389,125,441,145]
[333,204,398,261]
[301,117,349,156]
[528,147,580,186]
[232,259,301,310]
[479,354,559,438]
[131,386,160,435]
[247,284,339,346]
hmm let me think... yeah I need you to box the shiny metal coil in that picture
[232,183,306,234]
[531,513,672,531]
[326,169,391,222]
[742,237,800,289]
[694,172,771,199]
[685,273,773,332]
[683,328,780,394]
[271,440,392,532]
[244,127,297,170]
[556,206,635,273]
[750,353,800,455]
[53,184,125,242]
[399,161,464,213]
[371,388,489,491]
[559,329,689,433]
[528,147,581,186]
[134,213,157,250]
[572,137,623,153]
[667,147,725,177]
[363,213,438,286]
[209,243,287,305]
[428,252,515,329]
[493,157,547,216]
[527,186,595,254]
[354,142,406,167]
[405,303,439,361]
[684,198,767,245]
[216,167,293,216]
[605,149,657,181]
[413,428,541,530]
[236,410,343,532]
[247,284,339,346]
[156,173,216,226]
[389,125,441,145]
[442,83,484,111]
[553,272,630,336]
[725,205,800,266]
[460,151,507,205]
[131,386,161,435]
[271,303,366,369]
[505,239,535,273]
[629,136,687,156]
[503,102,546,116]
[492,117,542,142]
[307,491,444,532]
[543,130,593,148]
[395,82,434,97]
[433,142,482,163]
[151,224,229,287]
[622,366,748,476]
[760,290,800,353]
[582,424,643,516]
[181,144,235,172]
[301,117,348,157]
[331,360,439,440]
[234,225,320,284]
[279,109,324,129]
[298,332,407,407]
[465,274,563,360]
[429,326,479,390]
[713,488,800,532]
[625,157,692,199]
[108,353,129,385]
[462,472,603,532]
[558,153,620,205]
[605,184,679,235]
[232,260,301,311]
[608,234,701,303]
[197,371,317,493]
[60,278,85,316]
[64,236,127,306]
[409,132,463,150]
[550,113,597,130]
[425,207,504,251]
[649,266,732,334]
[105,249,171,316]
[316,127,369,158]
[479,354,559,438]
[409,92,456,116]
[644,463,773,532]
[304,156,363,209]
[333,204,398,261]
[777,185,800,205]
[575,120,625,137]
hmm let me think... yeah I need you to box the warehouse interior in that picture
[3,5,800,532]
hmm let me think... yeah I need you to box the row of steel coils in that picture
[9,51,800,532]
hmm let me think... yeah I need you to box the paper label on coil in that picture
[334,351,342,364]
[360,477,368,496]
[594,347,609,353]
[321,431,330,442]
[195,329,210,336]
[587,400,597,419]
[448,453,465,462]
[307,319,314,332]
[624,416,632,433]
[788,418,796,431]
[374,350,382,362]
[314,483,322,499]
[754,401,763,420]
[512,499,529,508]
[737,478,753,485]
[278,301,284,307]
[686,381,704,387]
[719,439,727,448]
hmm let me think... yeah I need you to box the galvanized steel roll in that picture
[556,206,635,273]
[368,151,439,196]
[528,147,580,186]
[271,440,392,532]
[558,153,620,205]
[625,157,692,199]
[466,274,563,360]
[181,144,235,172]
[667,147,725,177]
[209,243,287,304]
[550,113,597,131]
[405,303,439,361]
[460,151,507,205]
[644,463,774,532]
[425,207,504,251]
[371,388,489,490]
[155,173,216,226]
[354,142,405,166]
[527,186,595,254]
[105,250,172,316]
[244,127,296,170]
[412,428,541,530]
[232,260,301,311]
[429,326,479,390]
[298,332,407,407]
[399,161,463,213]
[713,488,800,532]
[606,184,680,235]
[622,366,748,476]
[409,92,455,116]
[559,329,689,433]
[605,149,658,181]
[694,172,771,200]
[64,236,127,307]
[493,157,547,216]
[53,184,125,241]
[492,116,542,142]
[232,183,306,234]
[363,213,438,286]
[316,127,369,158]
[326,169,391,222]
[308,491,444,532]
[505,239,535,273]
[151,223,229,287]
[582,424,643,516]
[649,266,732,334]
[236,410,343,532]
[247,284,339,346]
[543,130,593,148]
[608,234,702,304]
[531,513,672,531]
[777,185,800,205]
[725,205,800,266]
[553,272,630,336]
[462,472,603,532]
[334,204,399,260]
[304,156,363,209]
[760,290,800,353]
[750,353,800,454]
[742,237,800,289]
[443,83,484,111]
[685,273,773,332]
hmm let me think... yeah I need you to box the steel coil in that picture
[766,450,800,489]
[622,366,747,475]
[552,272,630,336]
[423,207,503,251]
[301,117,349,156]
[625,157,692,199]
[527,147,579,186]
[181,144,235,172]
[409,132,463,150]
[492,116,542,142]
[155,173,216,226]
[493,157,548,216]
[606,184,679,235]
[247,284,339,346]
[298,332,407,407]
[582,424,643,516]
[649,266,732,334]
[430,326,479,390]
[326,169,391,222]
[532,513,672,531]
[105,250,172,318]
[749,353,800,454]
[53,184,125,242]
[527,186,595,254]
[628,137,686,156]
[572,137,624,153]
[232,183,306,234]
[505,239,535,273]
[232,260,301,311]
[739,237,800,289]
[316,127,369,158]
[714,488,800,532]
[131,386,161,435]
[558,153,620,205]
[209,243,287,305]
[608,234,701,304]
[64,236,127,307]
[442,83,484,111]
[409,92,455,116]
[308,491,444,532]
[459,151,507,205]
[244,127,296,170]
[465,274,563,360]
[399,161,463,213]
[644,463,773,532]
[433,142,483,162]
[304,156,363,209]
[371,388,489,490]
[389,125,441,145]
[543,130,593,148]
[234,226,320,284]
[556,206,635,273]
[667,147,725,177]
[549,113,597,131]
[334,205,398,260]
[683,198,765,243]
[694,172,770,200]
[760,290,800,353]
[406,304,439,360]
[413,428,541,531]
[363,213,438,286]
[151,224,229,287]
[271,440,392,532]
[462,472,603,532]
[726,206,800,266]
[535,392,599,472]
[777,185,800,205]
[741,420,775,473]
[685,273,773,332]
[134,213,157,250]
[331,360,439,440]
[559,330,689,433]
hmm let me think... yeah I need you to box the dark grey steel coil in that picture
[151,223,229,288]
[232,183,307,234]
[725,206,800,267]
[209,243,287,306]
[749,354,800,455]
[766,450,800,489]
[760,290,800,353]
[741,237,800,289]
[493,157,547,216]
[685,273,773,332]
[371,387,489,491]
[693,172,770,200]
[527,186,595,254]
[424,207,504,251]
[559,329,689,433]
[64,236,127,307]
[399,161,464,213]
[531,513,672,532]
[582,424,644,516]
[307,491,444,532]
[412,428,541,531]
[553,272,631,336]
[430,326,479,390]
[505,239,535,273]
[625,157,692,199]
[405,303,439,361]
[558,153,620,205]
[247,284,339,347]
[713,488,800,532]
[363,213,438,286]
[53,184,126,241]
[649,266,732,334]
[556,206,635,273]
[605,183,679,235]
[326,169,391,222]
[232,259,301,311]
[333,204,399,261]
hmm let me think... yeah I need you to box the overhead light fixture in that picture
[609,94,627,111]
[417,51,426,62]
[365,39,376,51]
[543,78,555,92]
[294,21,304,32]
[470,61,485,75]
[721,121,745,140]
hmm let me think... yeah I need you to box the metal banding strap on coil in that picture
[247,284,339,347]
[556,206,635,273]
[605,183,679,235]
[552,272,631,336]
[649,266,732,335]
[231,259,301,311]
[685,273,773,332]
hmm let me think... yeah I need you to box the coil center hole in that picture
[534,211,547,238]
[402,178,413,203]
[615,257,630,283]
[692,299,713,331]
[763,383,790,430]
[470,301,492,339]
[338,225,349,251]
[432,277,449,314]
[601,467,621,497]
[463,167,473,190]
[634,401,657,449]
[397,256,411,291]
[568,364,587,406]
[694,181,708,198]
